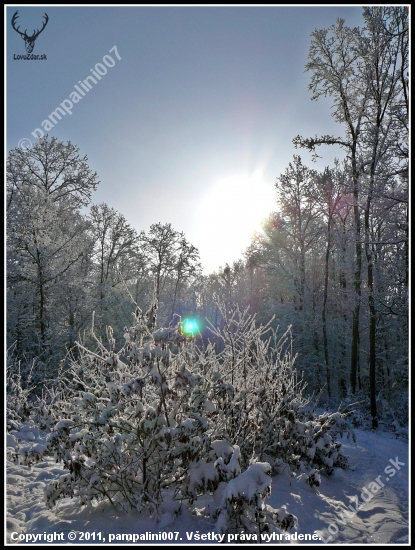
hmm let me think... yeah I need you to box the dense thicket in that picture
[9,296,352,536]
[7,7,407,432]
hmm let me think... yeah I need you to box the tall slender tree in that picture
[292,8,408,426]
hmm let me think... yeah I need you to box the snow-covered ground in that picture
[6,425,409,545]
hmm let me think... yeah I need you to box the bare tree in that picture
[88,203,143,333]
[6,137,98,366]
[138,223,201,324]
[293,18,369,398]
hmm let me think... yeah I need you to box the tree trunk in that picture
[171,267,182,319]
[37,253,47,349]
[365,154,378,428]
[322,221,331,399]
[350,150,362,395]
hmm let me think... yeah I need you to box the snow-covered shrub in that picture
[202,304,352,478]
[304,468,321,488]
[216,462,272,536]
[289,411,352,476]
[183,441,241,503]
[23,298,349,529]
[216,462,297,537]
[31,384,66,432]
[342,386,408,433]
[6,349,36,431]
[6,344,65,433]
[27,302,227,513]
[16,441,47,469]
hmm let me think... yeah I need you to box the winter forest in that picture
[6,7,408,545]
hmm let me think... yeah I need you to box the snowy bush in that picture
[6,344,66,433]
[21,297,349,532]
[202,304,352,477]
[216,461,297,537]
[31,383,67,432]
[6,349,36,432]
[304,468,321,488]
[216,462,272,536]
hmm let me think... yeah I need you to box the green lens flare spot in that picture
[181,317,202,338]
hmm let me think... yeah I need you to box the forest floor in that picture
[6,425,409,546]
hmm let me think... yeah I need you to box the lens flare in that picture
[180,317,202,338]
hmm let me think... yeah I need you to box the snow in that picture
[210,440,234,460]
[53,420,74,431]
[5,426,409,545]
[188,459,217,495]
[221,462,271,503]
[82,393,97,404]
[7,434,18,448]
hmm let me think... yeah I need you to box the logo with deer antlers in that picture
[11,10,49,54]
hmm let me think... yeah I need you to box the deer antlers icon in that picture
[11,11,49,53]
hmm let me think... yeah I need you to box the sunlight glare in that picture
[195,172,275,273]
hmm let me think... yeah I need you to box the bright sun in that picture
[195,171,275,273]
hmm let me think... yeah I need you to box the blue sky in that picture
[6,5,365,273]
